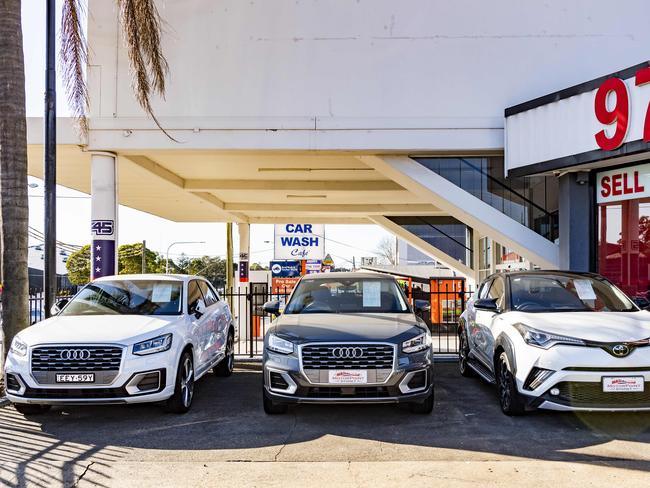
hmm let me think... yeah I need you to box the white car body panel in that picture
[3,274,233,407]
[461,272,650,412]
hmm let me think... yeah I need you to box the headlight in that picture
[513,323,585,349]
[267,333,294,354]
[9,337,28,357]
[402,332,430,354]
[133,334,173,356]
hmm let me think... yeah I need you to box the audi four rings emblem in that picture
[59,349,92,361]
[332,347,364,359]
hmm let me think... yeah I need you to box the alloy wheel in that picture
[226,334,234,372]
[498,360,511,410]
[180,357,195,408]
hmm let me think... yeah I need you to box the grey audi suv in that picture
[261,272,434,414]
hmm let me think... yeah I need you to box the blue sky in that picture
[22,1,391,267]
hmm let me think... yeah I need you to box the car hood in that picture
[16,314,183,345]
[506,310,650,343]
[272,312,425,343]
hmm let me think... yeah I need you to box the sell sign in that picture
[597,162,650,204]
[274,224,325,260]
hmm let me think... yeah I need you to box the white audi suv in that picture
[459,271,650,415]
[4,274,235,415]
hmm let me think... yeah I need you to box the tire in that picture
[496,352,526,416]
[263,388,288,415]
[165,350,195,414]
[214,330,235,377]
[409,388,434,414]
[458,327,476,378]
[13,404,51,416]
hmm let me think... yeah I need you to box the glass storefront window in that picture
[598,198,650,299]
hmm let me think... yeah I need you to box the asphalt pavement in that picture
[1,362,650,487]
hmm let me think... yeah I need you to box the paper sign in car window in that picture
[362,281,381,307]
[574,280,597,300]
[152,284,173,303]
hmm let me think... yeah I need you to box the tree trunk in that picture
[0,0,29,360]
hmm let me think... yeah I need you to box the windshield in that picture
[510,274,637,313]
[60,280,183,316]
[284,277,410,314]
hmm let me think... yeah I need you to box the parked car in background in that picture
[262,272,434,414]
[4,274,235,415]
[459,271,650,415]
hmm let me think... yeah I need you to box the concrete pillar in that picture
[559,172,594,271]
[472,228,480,288]
[489,238,497,275]
[90,152,118,279]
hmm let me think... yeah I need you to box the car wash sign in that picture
[274,224,325,260]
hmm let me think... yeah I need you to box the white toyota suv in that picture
[4,274,235,415]
[459,271,650,415]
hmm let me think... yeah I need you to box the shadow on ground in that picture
[2,362,650,486]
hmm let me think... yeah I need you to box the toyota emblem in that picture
[332,347,364,359]
[611,344,630,357]
[59,349,92,361]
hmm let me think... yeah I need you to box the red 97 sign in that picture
[594,66,650,151]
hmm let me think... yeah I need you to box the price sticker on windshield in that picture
[574,280,597,301]
[362,281,381,307]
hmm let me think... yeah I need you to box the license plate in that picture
[328,370,368,384]
[55,373,95,383]
[602,376,644,392]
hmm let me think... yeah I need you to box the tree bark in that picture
[0,0,29,360]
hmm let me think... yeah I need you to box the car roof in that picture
[483,270,602,282]
[301,271,396,281]
[92,273,195,282]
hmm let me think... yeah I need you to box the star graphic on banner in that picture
[95,267,101,273]
[96,245,101,251]
[96,256,101,262]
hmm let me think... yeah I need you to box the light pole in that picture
[165,241,205,273]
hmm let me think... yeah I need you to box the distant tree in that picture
[375,236,397,265]
[118,243,163,274]
[250,262,269,271]
[66,245,92,285]
[188,256,227,287]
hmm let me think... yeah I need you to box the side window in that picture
[198,281,218,306]
[188,280,204,313]
[487,277,505,310]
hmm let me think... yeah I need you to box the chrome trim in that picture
[124,370,162,396]
[29,343,126,387]
[266,367,298,394]
[398,369,428,394]
[298,341,398,386]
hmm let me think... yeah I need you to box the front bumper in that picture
[514,342,650,412]
[263,346,434,405]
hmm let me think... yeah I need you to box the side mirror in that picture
[263,300,281,316]
[474,298,499,312]
[192,299,206,319]
[50,298,69,316]
[414,299,431,314]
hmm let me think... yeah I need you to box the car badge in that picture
[611,344,630,357]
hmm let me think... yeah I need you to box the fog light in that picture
[550,387,560,396]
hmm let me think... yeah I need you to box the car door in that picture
[467,278,491,356]
[187,280,211,370]
[198,280,227,362]
[473,276,506,368]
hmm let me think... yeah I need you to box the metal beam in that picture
[370,216,474,279]
[223,203,442,215]
[122,155,247,223]
[247,216,372,224]
[183,179,405,192]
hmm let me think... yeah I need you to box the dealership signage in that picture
[505,62,650,174]
[274,224,325,260]
[270,260,301,294]
[597,162,650,204]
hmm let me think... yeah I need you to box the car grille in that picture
[31,346,123,372]
[306,386,390,398]
[550,381,650,408]
[301,344,394,370]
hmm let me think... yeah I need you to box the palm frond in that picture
[118,0,177,141]
[60,0,88,136]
